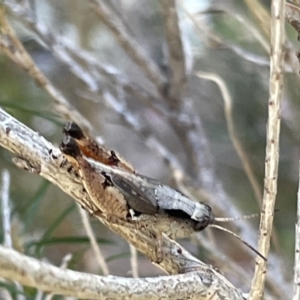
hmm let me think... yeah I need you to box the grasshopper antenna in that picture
[214,209,279,222]
[209,224,267,261]
[214,213,259,222]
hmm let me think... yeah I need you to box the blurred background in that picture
[0,0,298,298]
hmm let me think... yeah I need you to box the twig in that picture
[0,169,14,300]
[129,244,138,278]
[160,0,187,108]
[44,253,72,300]
[293,161,300,300]
[1,169,26,300]
[76,204,110,276]
[249,0,285,299]
[1,170,12,248]
[87,0,166,94]
[0,7,94,136]
[0,245,245,300]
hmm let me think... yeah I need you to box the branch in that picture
[293,161,300,299]
[160,0,187,108]
[0,245,245,300]
[1,170,25,300]
[87,0,166,94]
[0,107,245,299]
[1,170,12,248]
[249,0,285,299]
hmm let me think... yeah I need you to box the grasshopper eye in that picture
[193,215,212,231]
[192,204,214,231]
[63,122,84,140]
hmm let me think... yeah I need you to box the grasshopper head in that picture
[63,122,84,140]
[192,204,214,231]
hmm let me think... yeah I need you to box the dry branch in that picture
[160,0,187,108]
[0,245,246,300]
[294,162,300,299]
[249,0,285,299]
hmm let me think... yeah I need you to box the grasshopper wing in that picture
[109,173,158,215]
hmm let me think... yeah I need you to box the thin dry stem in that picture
[293,162,300,300]
[1,170,12,248]
[76,204,110,276]
[0,245,245,300]
[1,169,25,300]
[0,169,14,300]
[160,0,187,109]
[129,244,139,278]
[249,0,285,299]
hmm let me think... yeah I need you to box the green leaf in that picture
[106,251,131,262]
[32,203,76,257]
[0,101,63,125]
[25,236,115,251]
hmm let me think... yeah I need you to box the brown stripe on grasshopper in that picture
[63,122,134,172]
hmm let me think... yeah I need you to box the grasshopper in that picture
[59,122,265,261]
[60,122,213,234]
